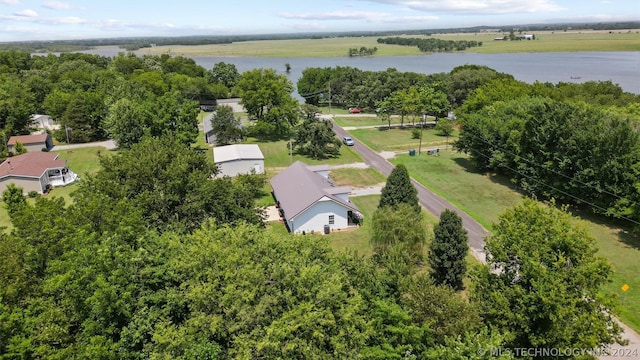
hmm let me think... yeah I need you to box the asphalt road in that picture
[330,118,489,262]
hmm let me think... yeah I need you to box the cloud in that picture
[279,10,437,24]
[13,8,37,17]
[0,0,20,5]
[364,0,566,15]
[43,1,72,10]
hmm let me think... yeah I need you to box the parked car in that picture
[348,107,362,114]
[343,136,355,146]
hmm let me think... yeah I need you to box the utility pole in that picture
[418,114,425,155]
[328,82,331,114]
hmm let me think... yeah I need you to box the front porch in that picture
[47,168,78,187]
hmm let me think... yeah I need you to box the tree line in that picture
[377,37,482,52]
[297,64,515,111]
[454,77,640,224]
[0,50,242,152]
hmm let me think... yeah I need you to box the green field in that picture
[248,138,363,168]
[137,30,640,58]
[349,127,457,152]
[390,149,640,333]
[329,167,386,187]
[333,115,409,128]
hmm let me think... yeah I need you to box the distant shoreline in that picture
[133,29,640,58]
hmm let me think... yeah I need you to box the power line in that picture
[466,145,640,227]
[463,131,638,208]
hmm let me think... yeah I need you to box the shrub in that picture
[411,128,421,139]
[27,190,40,198]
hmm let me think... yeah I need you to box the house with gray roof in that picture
[270,161,362,234]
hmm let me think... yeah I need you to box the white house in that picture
[31,114,59,131]
[0,152,78,195]
[213,144,264,177]
[270,161,362,234]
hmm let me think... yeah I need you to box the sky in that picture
[1,0,639,42]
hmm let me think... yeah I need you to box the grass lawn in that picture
[390,149,640,333]
[137,31,640,58]
[333,115,408,128]
[329,168,386,187]
[248,138,363,168]
[349,127,458,152]
[1,147,108,232]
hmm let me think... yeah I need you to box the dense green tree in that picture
[429,209,469,290]
[471,199,625,353]
[209,104,242,145]
[418,85,449,122]
[208,61,239,89]
[403,273,481,344]
[80,136,263,233]
[0,73,35,136]
[292,118,342,159]
[371,203,428,262]
[378,164,420,213]
[131,70,168,96]
[2,183,26,216]
[103,98,149,149]
[449,65,513,107]
[434,120,454,137]
[55,90,108,142]
[148,91,200,146]
[237,68,299,137]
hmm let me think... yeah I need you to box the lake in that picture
[80,48,640,95]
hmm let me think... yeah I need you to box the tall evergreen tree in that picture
[429,209,469,290]
[378,164,420,212]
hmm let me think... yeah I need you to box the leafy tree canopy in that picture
[471,199,625,352]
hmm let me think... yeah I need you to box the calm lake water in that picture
[80,48,640,95]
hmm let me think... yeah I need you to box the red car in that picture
[348,107,362,114]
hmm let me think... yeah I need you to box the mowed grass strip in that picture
[349,127,457,152]
[329,168,386,187]
[390,150,640,333]
[334,115,408,128]
[137,31,640,58]
[249,138,363,168]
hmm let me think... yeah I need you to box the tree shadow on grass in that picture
[567,206,640,251]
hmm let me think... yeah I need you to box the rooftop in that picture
[270,161,358,220]
[0,152,65,178]
[7,134,50,145]
[214,144,264,164]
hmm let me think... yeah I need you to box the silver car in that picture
[343,136,354,146]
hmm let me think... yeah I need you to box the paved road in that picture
[329,117,488,262]
[52,139,117,151]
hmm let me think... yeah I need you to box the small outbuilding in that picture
[0,152,78,195]
[213,144,264,177]
[7,134,53,153]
